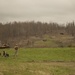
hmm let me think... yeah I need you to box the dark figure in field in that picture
[14,44,18,56]
[3,51,6,57]
[3,51,9,57]
[0,53,1,56]
[6,53,9,57]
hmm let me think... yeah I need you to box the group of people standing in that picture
[0,44,19,57]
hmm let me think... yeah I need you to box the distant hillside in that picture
[0,21,75,47]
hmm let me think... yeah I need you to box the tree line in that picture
[0,21,75,47]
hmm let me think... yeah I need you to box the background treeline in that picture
[0,21,75,47]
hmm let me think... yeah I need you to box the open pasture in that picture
[0,48,75,75]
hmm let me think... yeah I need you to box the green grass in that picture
[0,48,75,75]
[0,48,74,62]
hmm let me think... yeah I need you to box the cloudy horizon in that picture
[0,0,75,24]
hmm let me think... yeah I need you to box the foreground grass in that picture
[0,48,75,75]
[0,62,75,75]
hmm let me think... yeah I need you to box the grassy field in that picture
[0,48,75,75]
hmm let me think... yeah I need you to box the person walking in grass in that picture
[14,44,18,56]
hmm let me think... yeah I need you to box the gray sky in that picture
[0,0,75,24]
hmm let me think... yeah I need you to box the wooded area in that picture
[0,21,75,47]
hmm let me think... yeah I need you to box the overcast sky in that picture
[0,0,75,24]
